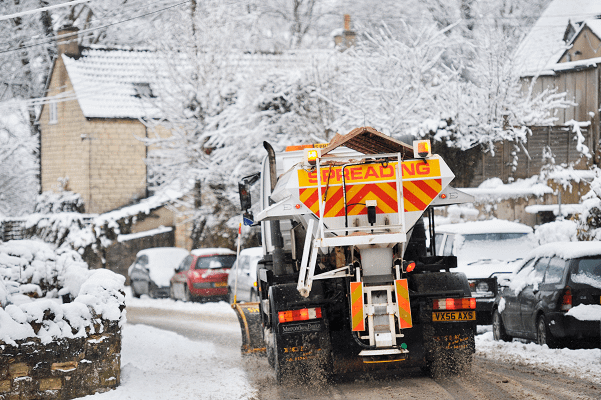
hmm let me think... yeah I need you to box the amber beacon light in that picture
[413,140,432,159]
[305,148,321,165]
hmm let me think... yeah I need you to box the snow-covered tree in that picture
[0,101,38,216]
[325,22,570,151]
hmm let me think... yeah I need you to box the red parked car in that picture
[170,248,236,302]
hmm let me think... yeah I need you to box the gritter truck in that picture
[232,126,477,382]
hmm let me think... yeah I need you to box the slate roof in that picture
[63,47,166,119]
[59,47,331,120]
[514,0,601,76]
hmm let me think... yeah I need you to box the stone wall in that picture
[106,229,175,279]
[0,323,121,400]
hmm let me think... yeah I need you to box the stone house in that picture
[459,0,601,226]
[35,27,198,275]
[38,26,165,215]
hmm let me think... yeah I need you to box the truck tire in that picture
[273,332,286,384]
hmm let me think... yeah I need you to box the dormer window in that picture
[49,102,57,124]
[133,82,155,98]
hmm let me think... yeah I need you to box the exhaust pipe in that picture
[263,142,285,275]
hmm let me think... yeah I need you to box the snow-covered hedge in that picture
[577,170,601,241]
[0,240,125,346]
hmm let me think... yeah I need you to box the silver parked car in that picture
[228,247,263,303]
[435,219,536,324]
[128,247,190,298]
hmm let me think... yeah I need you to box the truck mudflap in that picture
[232,302,266,355]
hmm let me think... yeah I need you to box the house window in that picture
[49,102,57,124]
[133,83,155,98]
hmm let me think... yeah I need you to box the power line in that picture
[0,0,92,22]
[0,0,189,55]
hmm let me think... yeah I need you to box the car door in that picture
[130,255,150,294]
[518,257,550,338]
[538,256,568,315]
[172,255,193,298]
[230,256,247,302]
[501,258,535,334]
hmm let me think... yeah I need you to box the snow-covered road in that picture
[77,294,601,399]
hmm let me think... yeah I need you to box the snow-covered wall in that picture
[0,240,124,399]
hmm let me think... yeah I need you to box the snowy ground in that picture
[79,290,256,400]
[78,290,601,399]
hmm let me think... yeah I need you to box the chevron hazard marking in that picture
[350,282,365,331]
[395,279,412,329]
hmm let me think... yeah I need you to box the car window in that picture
[195,255,237,270]
[532,257,549,282]
[434,233,444,255]
[544,257,566,284]
[239,255,252,271]
[442,234,454,256]
[571,258,601,288]
[508,258,535,294]
[177,255,192,272]
[138,255,149,266]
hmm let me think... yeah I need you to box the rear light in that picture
[560,286,572,311]
[433,298,476,310]
[278,307,322,323]
[253,281,257,287]
[406,262,416,273]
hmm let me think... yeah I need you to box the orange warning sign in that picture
[297,159,441,187]
[350,282,365,331]
[299,179,442,217]
[395,279,412,329]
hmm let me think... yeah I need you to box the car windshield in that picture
[462,233,528,241]
[571,258,601,289]
[196,255,236,270]
[455,233,533,265]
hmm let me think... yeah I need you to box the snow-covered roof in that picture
[62,48,166,119]
[460,177,553,201]
[191,248,235,257]
[134,247,190,287]
[582,18,601,39]
[524,204,584,215]
[530,241,601,259]
[239,247,263,257]
[515,0,601,76]
[60,47,333,119]
[118,226,173,242]
[552,55,601,72]
[436,219,533,235]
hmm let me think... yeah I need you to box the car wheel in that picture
[131,283,140,298]
[148,282,155,299]
[183,285,191,302]
[492,309,512,342]
[536,314,558,348]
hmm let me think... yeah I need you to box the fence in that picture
[0,218,27,241]
[470,125,594,186]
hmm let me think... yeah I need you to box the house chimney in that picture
[334,14,356,50]
[56,25,80,58]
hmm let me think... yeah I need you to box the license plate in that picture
[214,282,227,287]
[432,311,476,322]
